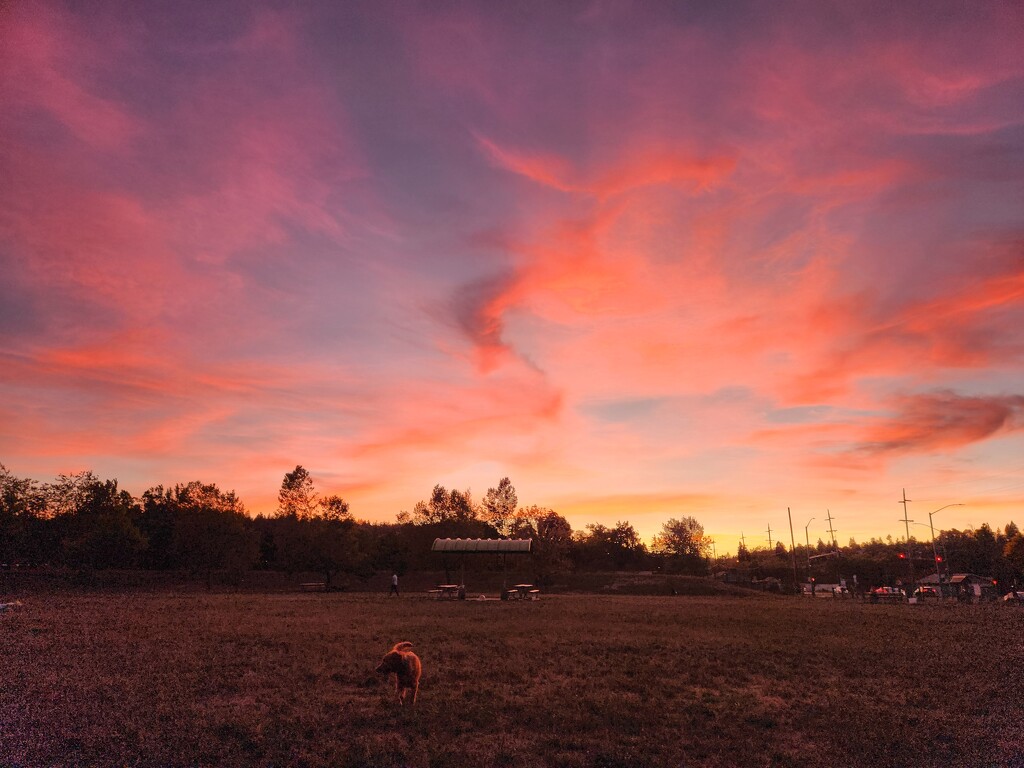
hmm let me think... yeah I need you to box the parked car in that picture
[869,586,906,603]
[1002,591,1024,603]
[913,587,939,598]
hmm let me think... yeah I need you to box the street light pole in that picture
[928,503,964,595]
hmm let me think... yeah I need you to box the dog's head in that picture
[376,642,415,674]
[375,650,404,674]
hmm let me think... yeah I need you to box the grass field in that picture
[2,592,1023,768]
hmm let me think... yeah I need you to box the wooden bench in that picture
[427,589,444,599]
[300,582,326,592]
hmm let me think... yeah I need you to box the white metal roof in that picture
[431,538,532,553]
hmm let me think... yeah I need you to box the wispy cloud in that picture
[851,391,1024,456]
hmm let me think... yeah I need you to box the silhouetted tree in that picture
[44,471,98,518]
[320,494,350,521]
[165,482,256,588]
[271,470,363,585]
[138,485,177,570]
[61,477,145,569]
[512,505,572,585]
[406,484,480,525]
[369,523,411,575]
[1003,533,1024,585]
[652,517,710,575]
[0,464,44,565]
[573,521,648,570]
[302,491,360,589]
[653,517,708,557]
[303,514,359,590]
[483,477,518,536]
[278,465,318,519]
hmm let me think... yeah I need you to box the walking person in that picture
[389,572,400,597]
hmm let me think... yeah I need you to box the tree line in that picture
[5,463,1018,590]
[0,465,712,587]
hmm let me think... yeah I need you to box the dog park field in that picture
[2,591,1023,768]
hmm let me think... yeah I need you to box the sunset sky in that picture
[3,1,1023,553]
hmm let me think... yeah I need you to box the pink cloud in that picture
[852,391,1024,456]
[476,134,735,200]
[0,4,140,148]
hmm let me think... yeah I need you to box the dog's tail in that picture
[392,641,414,652]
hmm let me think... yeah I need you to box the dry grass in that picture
[2,592,1023,767]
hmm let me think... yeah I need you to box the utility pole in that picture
[825,509,838,550]
[898,488,916,588]
[899,488,913,545]
[787,507,798,590]
[804,517,816,570]
[766,523,773,550]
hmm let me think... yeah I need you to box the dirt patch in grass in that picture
[2,593,1023,767]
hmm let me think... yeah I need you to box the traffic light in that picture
[898,552,906,559]
[935,555,943,562]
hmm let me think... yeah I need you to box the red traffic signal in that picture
[898,552,906,559]
[935,555,943,562]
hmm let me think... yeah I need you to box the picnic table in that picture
[429,584,462,600]
[505,584,540,601]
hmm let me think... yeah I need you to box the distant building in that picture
[948,573,998,602]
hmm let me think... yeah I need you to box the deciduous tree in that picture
[1005,533,1024,582]
[320,494,351,521]
[277,465,318,519]
[170,482,256,589]
[573,521,647,570]
[652,516,710,574]
[61,477,146,570]
[408,484,479,525]
[483,477,518,536]
[512,505,572,585]
[0,464,44,564]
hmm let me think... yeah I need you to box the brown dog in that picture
[375,641,422,705]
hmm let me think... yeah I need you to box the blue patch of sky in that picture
[765,405,836,424]
[582,397,670,424]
